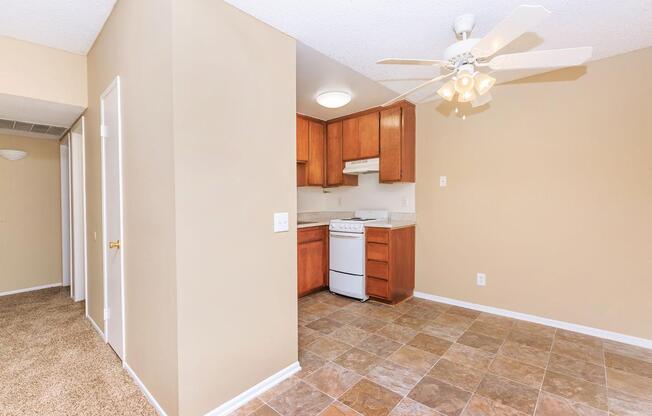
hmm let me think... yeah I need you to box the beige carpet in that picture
[0,287,156,416]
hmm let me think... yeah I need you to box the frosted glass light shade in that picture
[474,72,496,95]
[437,81,456,101]
[316,91,351,108]
[458,89,477,103]
[0,149,27,161]
[454,72,475,93]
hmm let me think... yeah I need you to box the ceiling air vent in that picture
[0,118,68,138]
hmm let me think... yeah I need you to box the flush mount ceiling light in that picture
[316,91,351,108]
[0,149,28,161]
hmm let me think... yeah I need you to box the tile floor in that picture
[232,291,652,416]
[0,287,155,416]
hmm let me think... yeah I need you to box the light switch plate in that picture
[274,212,289,233]
[477,273,486,286]
[439,176,448,187]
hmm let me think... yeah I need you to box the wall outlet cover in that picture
[477,273,486,286]
[439,176,447,187]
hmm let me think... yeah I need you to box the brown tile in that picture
[462,394,527,416]
[393,314,429,331]
[408,333,453,356]
[542,371,607,410]
[551,339,604,366]
[339,379,402,416]
[489,356,545,388]
[299,331,323,349]
[434,313,475,331]
[408,376,472,416]
[447,306,481,319]
[476,314,516,331]
[607,388,652,416]
[366,305,404,322]
[421,321,466,342]
[476,374,540,415]
[230,398,264,416]
[267,381,333,416]
[534,392,607,416]
[299,313,321,326]
[429,359,486,391]
[443,343,495,371]
[333,348,381,375]
[404,305,443,320]
[298,351,328,379]
[606,367,652,400]
[304,363,361,398]
[304,302,341,318]
[548,353,606,385]
[458,332,504,354]
[605,351,652,380]
[555,330,603,349]
[329,325,372,346]
[512,321,555,337]
[321,294,356,307]
[603,340,652,365]
[305,337,352,361]
[389,398,439,416]
[307,318,344,335]
[356,334,402,358]
[319,401,359,416]
[376,324,418,344]
[499,340,550,368]
[367,360,423,396]
[388,345,439,375]
[468,321,511,340]
[507,330,554,352]
[258,377,300,403]
[350,316,388,332]
[328,310,362,325]
[251,405,281,416]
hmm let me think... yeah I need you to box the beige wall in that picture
[171,1,297,414]
[85,0,179,413]
[416,47,652,340]
[0,36,87,107]
[0,134,61,293]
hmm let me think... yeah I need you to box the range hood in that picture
[343,158,379,175]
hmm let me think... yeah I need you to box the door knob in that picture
[109,240,121,249]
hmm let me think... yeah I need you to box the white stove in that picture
[328,211,388,301]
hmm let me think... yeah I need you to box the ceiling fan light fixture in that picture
[474,72,496,95]
[458,89,477,103]
[454,72,475,94]
[437,81,456,101]
[316,91,351,108]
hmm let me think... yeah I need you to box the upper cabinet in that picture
[296,114,325,187]
[326,122,358,187]
[296,115,309,163]
[342,112,380,161]
[380,103,415,183]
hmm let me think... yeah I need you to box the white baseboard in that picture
[86,313,106,341]
[414,291,652,350]
[205,361,301,416]
[124,362,168,416]
[0,282,61,297]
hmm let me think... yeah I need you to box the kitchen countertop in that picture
[365,220,416,229]
[297,221,329,229]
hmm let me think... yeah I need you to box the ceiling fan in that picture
[378,5,592,108]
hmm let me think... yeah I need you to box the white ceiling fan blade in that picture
[471,5,551,59]
[377,58,447,66]
[472,92,492,108]
[381,73,453,107]
[488,47,593,71]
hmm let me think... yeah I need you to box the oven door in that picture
[329,231,365,276]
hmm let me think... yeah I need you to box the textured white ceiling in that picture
[0,93,84,139]
[0,0,117,54]
[226,0,652,99]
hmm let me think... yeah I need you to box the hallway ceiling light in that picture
[0,149,28,161]
[316,91,351,108]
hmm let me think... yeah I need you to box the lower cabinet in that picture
[298,226,328,297]
[365,226,415,304]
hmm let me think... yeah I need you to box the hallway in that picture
[0,288,155,415]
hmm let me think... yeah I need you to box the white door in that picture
[59,141,71,289]
[101,77,125,360]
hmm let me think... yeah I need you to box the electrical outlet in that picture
[273,212,289,233]
[476,273,486,286]
[439,176,447,187]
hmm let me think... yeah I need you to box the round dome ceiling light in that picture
[0,149,28,161]
[316,91,351,108]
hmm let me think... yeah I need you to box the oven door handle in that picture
[330,231,364,239]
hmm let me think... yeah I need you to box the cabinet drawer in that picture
[366,277,388,299]
[366,228,389,244]
[366,260,388,280]
[367,242,389,262]
[298,227,324,243]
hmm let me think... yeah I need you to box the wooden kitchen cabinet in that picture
[379,103,415,183]
[342,112,380,161]
[296,115,309,163]
[298,226,328,297]
[326,121,358,187]
[296,114,325,187]
[365,226,415,304]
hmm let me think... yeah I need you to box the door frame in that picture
[100,76,126,359]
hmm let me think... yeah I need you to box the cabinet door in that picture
[296,115,309,163]
[358,112,380,158]
[298,240,325,296]
[307,121,325,185]
[379,107,402,182]
[326,122,344,186]
[342,117,360,161]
